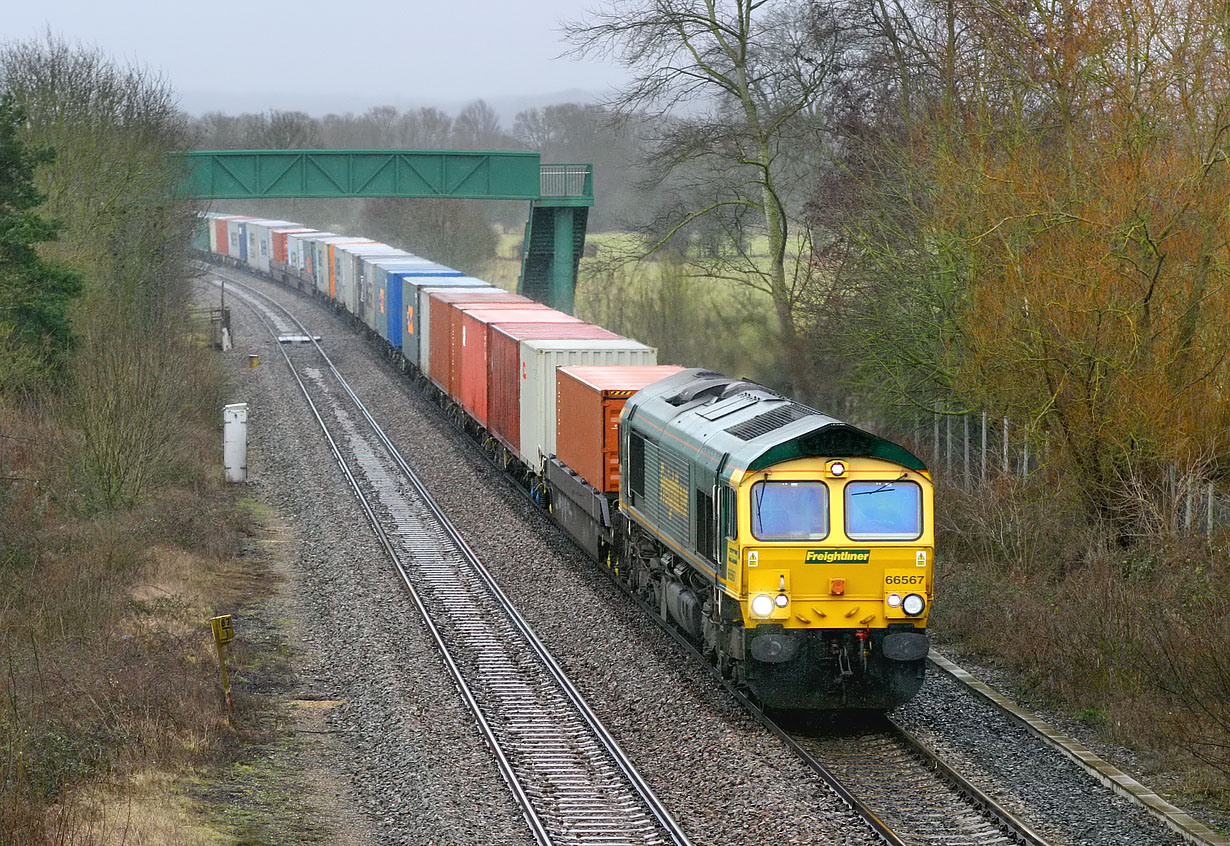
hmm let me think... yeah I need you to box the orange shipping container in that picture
[555,366,686,493]
[213,216,251,257]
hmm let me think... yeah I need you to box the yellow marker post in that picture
[210,614,235,715]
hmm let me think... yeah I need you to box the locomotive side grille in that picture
[725,403,813,441]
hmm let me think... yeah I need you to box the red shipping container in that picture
[556,366,686,493]
[458,308,581,425]
[427,290,528,393]
[488,323,624,456]
[272,228,314,264]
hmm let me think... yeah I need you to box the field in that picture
[486,228,785,383]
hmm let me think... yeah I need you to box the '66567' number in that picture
[885,574,925,585]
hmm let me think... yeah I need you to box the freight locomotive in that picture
[198,212,934,709]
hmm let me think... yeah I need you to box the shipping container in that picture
[424,289,527,392]
[246,220,298,272]
[212,215,249,257]
[335,243,408,324]
[444,298,536,399]
[368,258,419,342]
[272,228,314,265]
[488,323,624,453]
[405,279,491,366]
[457,307,582,426]
[555,366,686,493]
[224,217,253,259]
[366,258,425,341]
[372,256,458,338]
[289,231,334,275]
[287,231,334,289]
[237,220,253,262]
[518,339,657,473]
[314,237,373,297]
[377,263,468,348]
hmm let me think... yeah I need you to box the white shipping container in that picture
[519,339,657,472]
[312,236,374,296]
[247,220,297,272]
[225,218,248,259]
[336,244,408,323]
[288,232,334,273]
[206,212,222,253]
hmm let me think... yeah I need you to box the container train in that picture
[196,212,934,710]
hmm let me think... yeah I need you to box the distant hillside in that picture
[179,88,606,123]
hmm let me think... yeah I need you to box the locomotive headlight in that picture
[886,593,902,608]
[902,593,926,616]
[751,594,775,617]
[774,593,789,608]
[828,460,846,477]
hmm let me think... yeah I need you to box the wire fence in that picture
[897,410,1230,538]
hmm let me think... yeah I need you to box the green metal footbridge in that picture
[182,149,592,313]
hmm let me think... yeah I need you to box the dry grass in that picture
[0,343,273,843]
[43,772,224,846]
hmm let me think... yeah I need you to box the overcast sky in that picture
[4,0,629,116]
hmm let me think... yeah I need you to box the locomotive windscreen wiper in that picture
[852,472,908,495]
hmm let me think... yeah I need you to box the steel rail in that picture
[210,277,555,845]
[210,271,692,846]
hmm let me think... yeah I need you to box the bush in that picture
[935,475,1230,798]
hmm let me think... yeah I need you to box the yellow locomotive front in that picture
[727,456,933,708]
[619,369,934,710]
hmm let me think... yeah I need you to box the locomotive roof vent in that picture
[724,402,815,441]
[718,380,772,399]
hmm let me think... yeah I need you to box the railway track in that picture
[592,569,1053,846]
[781,711,1049,846]
[207,262,1223,846]
[210,271,689,846]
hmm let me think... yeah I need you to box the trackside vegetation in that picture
[0,36,286,843]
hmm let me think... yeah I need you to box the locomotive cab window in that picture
[751,481,829,541]
[844,480,922,540]
[696,490,716,562]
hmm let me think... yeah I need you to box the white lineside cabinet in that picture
[223,403,248,483]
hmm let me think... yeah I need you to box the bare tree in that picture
[264,109,319,148]
[399,107,454,147]
[453,99,506,148]
[567,0,856,393]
